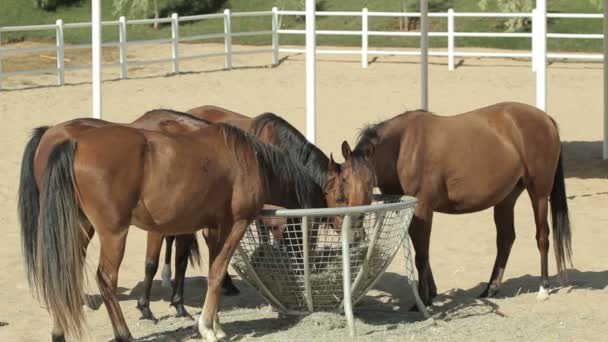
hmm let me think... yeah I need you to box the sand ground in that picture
[0,42,607,341]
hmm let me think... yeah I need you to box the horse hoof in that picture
[221,284,240,296]
[174,306,194,320]
[136,304,158,323]
[536,286,549,302]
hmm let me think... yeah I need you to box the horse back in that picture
[187,105,251,123]
[394,102,560,212]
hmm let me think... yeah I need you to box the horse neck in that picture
[360,121,403,190]
[257,150,325,209]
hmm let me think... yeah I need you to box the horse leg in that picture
[481,183,524,298]
[97,229,133,341]
[199,220,249,341]
[221,272,240,296]
[171,234,193,318]
[530,193,551,301]
[162,235,175,287]
[136,231,164,321]
[409,207,434,307]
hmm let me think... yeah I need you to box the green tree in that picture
[113,0,227,28]
[34,0,80,11]
[478,0,533,32]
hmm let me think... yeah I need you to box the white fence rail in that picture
[0,8,604,89]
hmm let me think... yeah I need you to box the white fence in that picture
[0,8,604,89]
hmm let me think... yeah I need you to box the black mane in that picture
[353,109,426,161]
[252,113,330,187]
[217,123,326,209]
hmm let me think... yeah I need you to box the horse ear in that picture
[328,153,340,173]
[341,141,352,160]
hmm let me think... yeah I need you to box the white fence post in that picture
[361,8,368,68]
[420,0,429,111]
[532,9,537,72]
[0,31,3,91]
[119,16,128,79]
[272,6,279,65]
[55,19,65,86]
[171,13,180,73]
[448,8,455,71]
[534,4,547,111]
[224,9,232,69]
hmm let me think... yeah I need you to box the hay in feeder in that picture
[248,243,303,308]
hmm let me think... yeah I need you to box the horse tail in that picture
[35,140,88,340]
[188,234,201,268]
[18,126,50,287]
[550,150,573,283]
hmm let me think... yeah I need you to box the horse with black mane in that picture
[331,102,573,307]
[18,120,328,341]
[19,109,242,322]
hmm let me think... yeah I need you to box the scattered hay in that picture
[298,312,347,330]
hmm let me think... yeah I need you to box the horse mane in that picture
[353,109,427,161]
[217,123,326,209]
[252,112,330,187]
[144,109,213,125]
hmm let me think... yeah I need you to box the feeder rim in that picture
[260,195,418,217]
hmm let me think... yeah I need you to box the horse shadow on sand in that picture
[95,268,606,341]
[362,268,607,325]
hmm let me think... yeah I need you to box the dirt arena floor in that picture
[0,42,607,341]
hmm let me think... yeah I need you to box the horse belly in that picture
[441,165,523,214]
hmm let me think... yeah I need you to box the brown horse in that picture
[18,109,240,323]
[333,102,573,306]
[18,121,327,341]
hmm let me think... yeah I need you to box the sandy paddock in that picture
[0,43,607,341]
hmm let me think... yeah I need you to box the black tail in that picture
[18,126,49,287]
[550,151,573,282]
[34,140,88,340]
[188,235,201,268]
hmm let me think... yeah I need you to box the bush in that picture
[478,0,533,32]
[34,0,81,11]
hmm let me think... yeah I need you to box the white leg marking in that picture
[161,264,172,288]
[537,285,549,301]
[198,306,218,341]
[214,313,226,340]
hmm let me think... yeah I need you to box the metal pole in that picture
[224,9,232,69]
[305,0,316,143]
[361,8,368,69]
[92,0,102,118]
[171,13,180,73]
[341,215,355,337]
[55,19,65,86]
[535,0,547,111]
[447,9,455,71]
[604,0,608,159]
[118,16,128,79]
[0,31,3,90]
[272,6,280,66]
[420,0,429,110]
[302,216,313,312]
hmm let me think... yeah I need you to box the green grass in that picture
[0,0,603,52]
